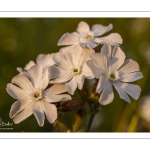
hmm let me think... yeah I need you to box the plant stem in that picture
[86,103,100,132]
[77,88,85,100]
[86,112,96,132]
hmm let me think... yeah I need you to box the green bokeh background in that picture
[0,18,150,132]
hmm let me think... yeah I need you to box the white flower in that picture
[6,64,71,126]
[17,53,55,72]
[50,45,95,95]
[87,44,143,105]
[58,21,122,49]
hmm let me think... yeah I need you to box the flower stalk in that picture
[86,102,101,132]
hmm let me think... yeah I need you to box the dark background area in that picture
[0,18,150,132]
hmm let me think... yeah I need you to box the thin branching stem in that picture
[86,102,100,132]
[86,112,96,132]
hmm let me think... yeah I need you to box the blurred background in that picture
[0,18,150,132]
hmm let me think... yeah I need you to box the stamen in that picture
[105,71,119,81]
[86,34,92,39]
[34,91,40,98]
[73,68,78,73]
[110,73,115,79]
[73,67,82,75]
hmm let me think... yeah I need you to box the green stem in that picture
[84,79,89,94]
[86,112,96,132]
[77,88,85,99]
[86,103,100,132]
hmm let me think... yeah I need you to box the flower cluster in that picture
[6,21,143,127]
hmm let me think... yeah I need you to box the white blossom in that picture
[6,64,71,126]
[17,53,55,72]
[58,21,122,49]
[50,45,95,95]
[87,44,143,105]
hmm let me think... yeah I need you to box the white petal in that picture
[113,81,131,103]
[59,45,75,53]
[89,53,108,70]
[60,94,72,101]
[57,33,79,46]
[101,44,112,67]
[42,101,57,124]
[118,59,140,74]
[44,84,72,102]
[11,75,34,93]
[114,81,141,100]
[6,83,30,101]
[119,72,143,82]
[36,54,55,68]
[93,33,122,46]
[79,37,90,44]
[91,24,113,36]
[101,45,125,71]
[50,73,73,84]
[71,45,83,66]
[17,61,35,72]
[61,49,74,66]
[28,64,43,88]
[46,84,68,94]
[65,76,77,95]
[110,46,125,71]
[87,41,98,48]
[53,52,72,69]
[77,75,85,90]
[101,44,112,57]
[96,76,109,93]
[99,82,114,105]
[82,63,94,79]
[44,92,71,103]
[10,101,21,118]
[49,66,60,79]
[24,61,35,70]
[39,67,49,90]
[77,21,90,34]
[80,47,95,66]
[16,67,23,72]
[9,100,32,118]
[33,101,45,127]
[119,82,141,100]
[13,101,34,124]
[86,60,102,78]
[19,71,29,78]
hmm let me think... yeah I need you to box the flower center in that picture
[72,66,82,75]
[34,91,41,98]
[110,73,115,80]
[33,90,42,100]
[86,34,93,39]
[73,68,78,73]
[105,71,119,81]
